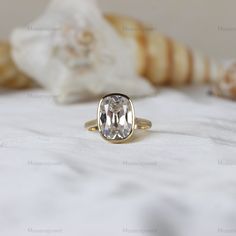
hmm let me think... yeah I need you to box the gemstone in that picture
[98,94,134,141]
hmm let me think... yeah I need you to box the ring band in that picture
[85,93,152,143]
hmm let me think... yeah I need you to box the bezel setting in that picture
[97,93,135,143]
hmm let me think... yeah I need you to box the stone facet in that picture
[98,94,134,141]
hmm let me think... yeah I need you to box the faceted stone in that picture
[98,94,134,141]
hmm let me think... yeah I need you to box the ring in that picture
[85,93,152,143]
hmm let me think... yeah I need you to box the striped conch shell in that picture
[0,0,235,102]
[105,14,236,100]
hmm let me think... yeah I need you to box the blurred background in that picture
[0,0,235,60]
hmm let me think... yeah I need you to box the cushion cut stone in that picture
[98,94,134,141]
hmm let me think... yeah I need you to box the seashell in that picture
[0,0,235,102]
[9,0,155,103]
[105,15,222,86]
[105,14,236,100]
[211,62,236,99]
[0,41,36,89]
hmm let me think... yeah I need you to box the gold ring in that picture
[85,93,152,143]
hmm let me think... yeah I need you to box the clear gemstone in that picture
[98,94,134,141]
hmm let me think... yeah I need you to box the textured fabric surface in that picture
[0,87,236,236]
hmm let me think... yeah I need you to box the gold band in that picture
[85,118,152,132]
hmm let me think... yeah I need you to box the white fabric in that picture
[0,87,236,236]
